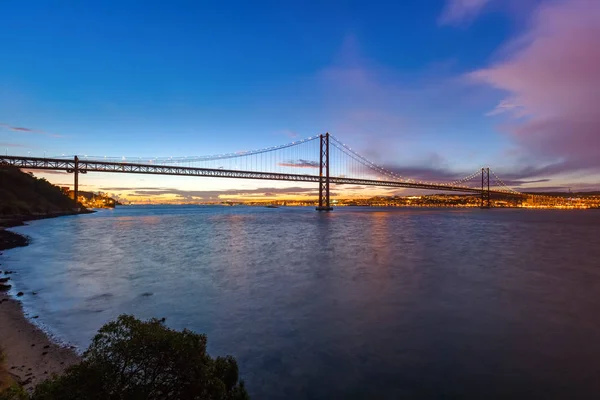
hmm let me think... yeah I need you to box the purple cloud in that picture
[470,0,600,175]
[278,159,319,169]
[0,122,63,138]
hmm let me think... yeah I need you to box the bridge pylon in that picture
[316,132,333,211]
[66,155,86,211]
[481,167,491,209]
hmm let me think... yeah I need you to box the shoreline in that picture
[0,211,90,391]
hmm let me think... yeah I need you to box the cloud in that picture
[384,165,473,183]
[0,142,29,148]
[0,122,63,138]
[379,164,561,189]
[484,98,524,116]
[317,35,482,166]
[23,169,67,175]
[521,184,599,193]
[277,159,319,169]
[439,0,491,25]
[112,186,317,201]
[279,129,298,138]
[470,0,600,175]
[99,186,174,191]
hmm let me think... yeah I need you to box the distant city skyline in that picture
[2,0,599,201]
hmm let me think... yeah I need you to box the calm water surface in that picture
[3,206,600,399]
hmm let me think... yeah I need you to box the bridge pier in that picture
[481,167,491,209]
[66,155,85,210]
[316,132,333,211]
[74,156,79,209]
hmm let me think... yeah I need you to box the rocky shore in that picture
[0,211,91,391]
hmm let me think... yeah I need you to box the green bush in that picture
[0,384,28,400]
[31,315,249,400]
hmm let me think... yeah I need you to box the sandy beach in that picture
[0,291,80,390]
[0,220,85,392]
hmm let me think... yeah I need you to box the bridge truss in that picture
[0,133,525,210]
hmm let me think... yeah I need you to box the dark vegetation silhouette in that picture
[1,315,249,400]
[0,167,78,216]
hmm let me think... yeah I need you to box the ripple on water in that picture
[3,206,600,399]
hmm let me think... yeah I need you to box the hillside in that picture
[0,166,81,218]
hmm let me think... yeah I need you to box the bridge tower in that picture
[67,155,85,210]
[481,167,491,209]
[74,156,79,209]
[316,132,333,211]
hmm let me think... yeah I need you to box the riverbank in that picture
[0,211,90,392]
[0,209,95,230]
[0,210,95,252]
[0,292,80,390]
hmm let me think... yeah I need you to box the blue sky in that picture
[2,0,599,200]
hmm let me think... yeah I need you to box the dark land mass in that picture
[0,166,85,391]
[0,166,93,245]
[0,166,81,217]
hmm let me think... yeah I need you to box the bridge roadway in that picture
[0,155,523,197]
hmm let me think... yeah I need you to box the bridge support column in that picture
[316,132,332,211]
[67,156,81,210]
[73,156,79,210]
[481,167,490,209]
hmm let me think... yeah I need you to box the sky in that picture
[1,0,599,201]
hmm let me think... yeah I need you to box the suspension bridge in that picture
[0,133,525,210]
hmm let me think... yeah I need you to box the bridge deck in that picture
[0,155,524,197]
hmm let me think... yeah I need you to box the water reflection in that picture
[3,206,600,399]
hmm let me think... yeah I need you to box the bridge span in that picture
[0,133,525,210]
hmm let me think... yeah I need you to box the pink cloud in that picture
[439,0,491,25]
[277,160,319,169]
[470,0,600,174]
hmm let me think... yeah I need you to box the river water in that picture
[3,206,600,399]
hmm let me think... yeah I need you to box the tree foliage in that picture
[0,166,78,215]
[31,315,249,400]
[0,385,28,400]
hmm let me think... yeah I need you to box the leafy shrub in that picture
[31,315,249,400]
[0,384,28,400]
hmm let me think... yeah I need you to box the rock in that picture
[32,315,39,319]
[0,277,9,283]
[42,352,48,356]
[141,292,153,297]
[31,344,35,347]
[16,291,24,297]
[43,345,50,349]
[0,283,11,291]
[32,291,37,295]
